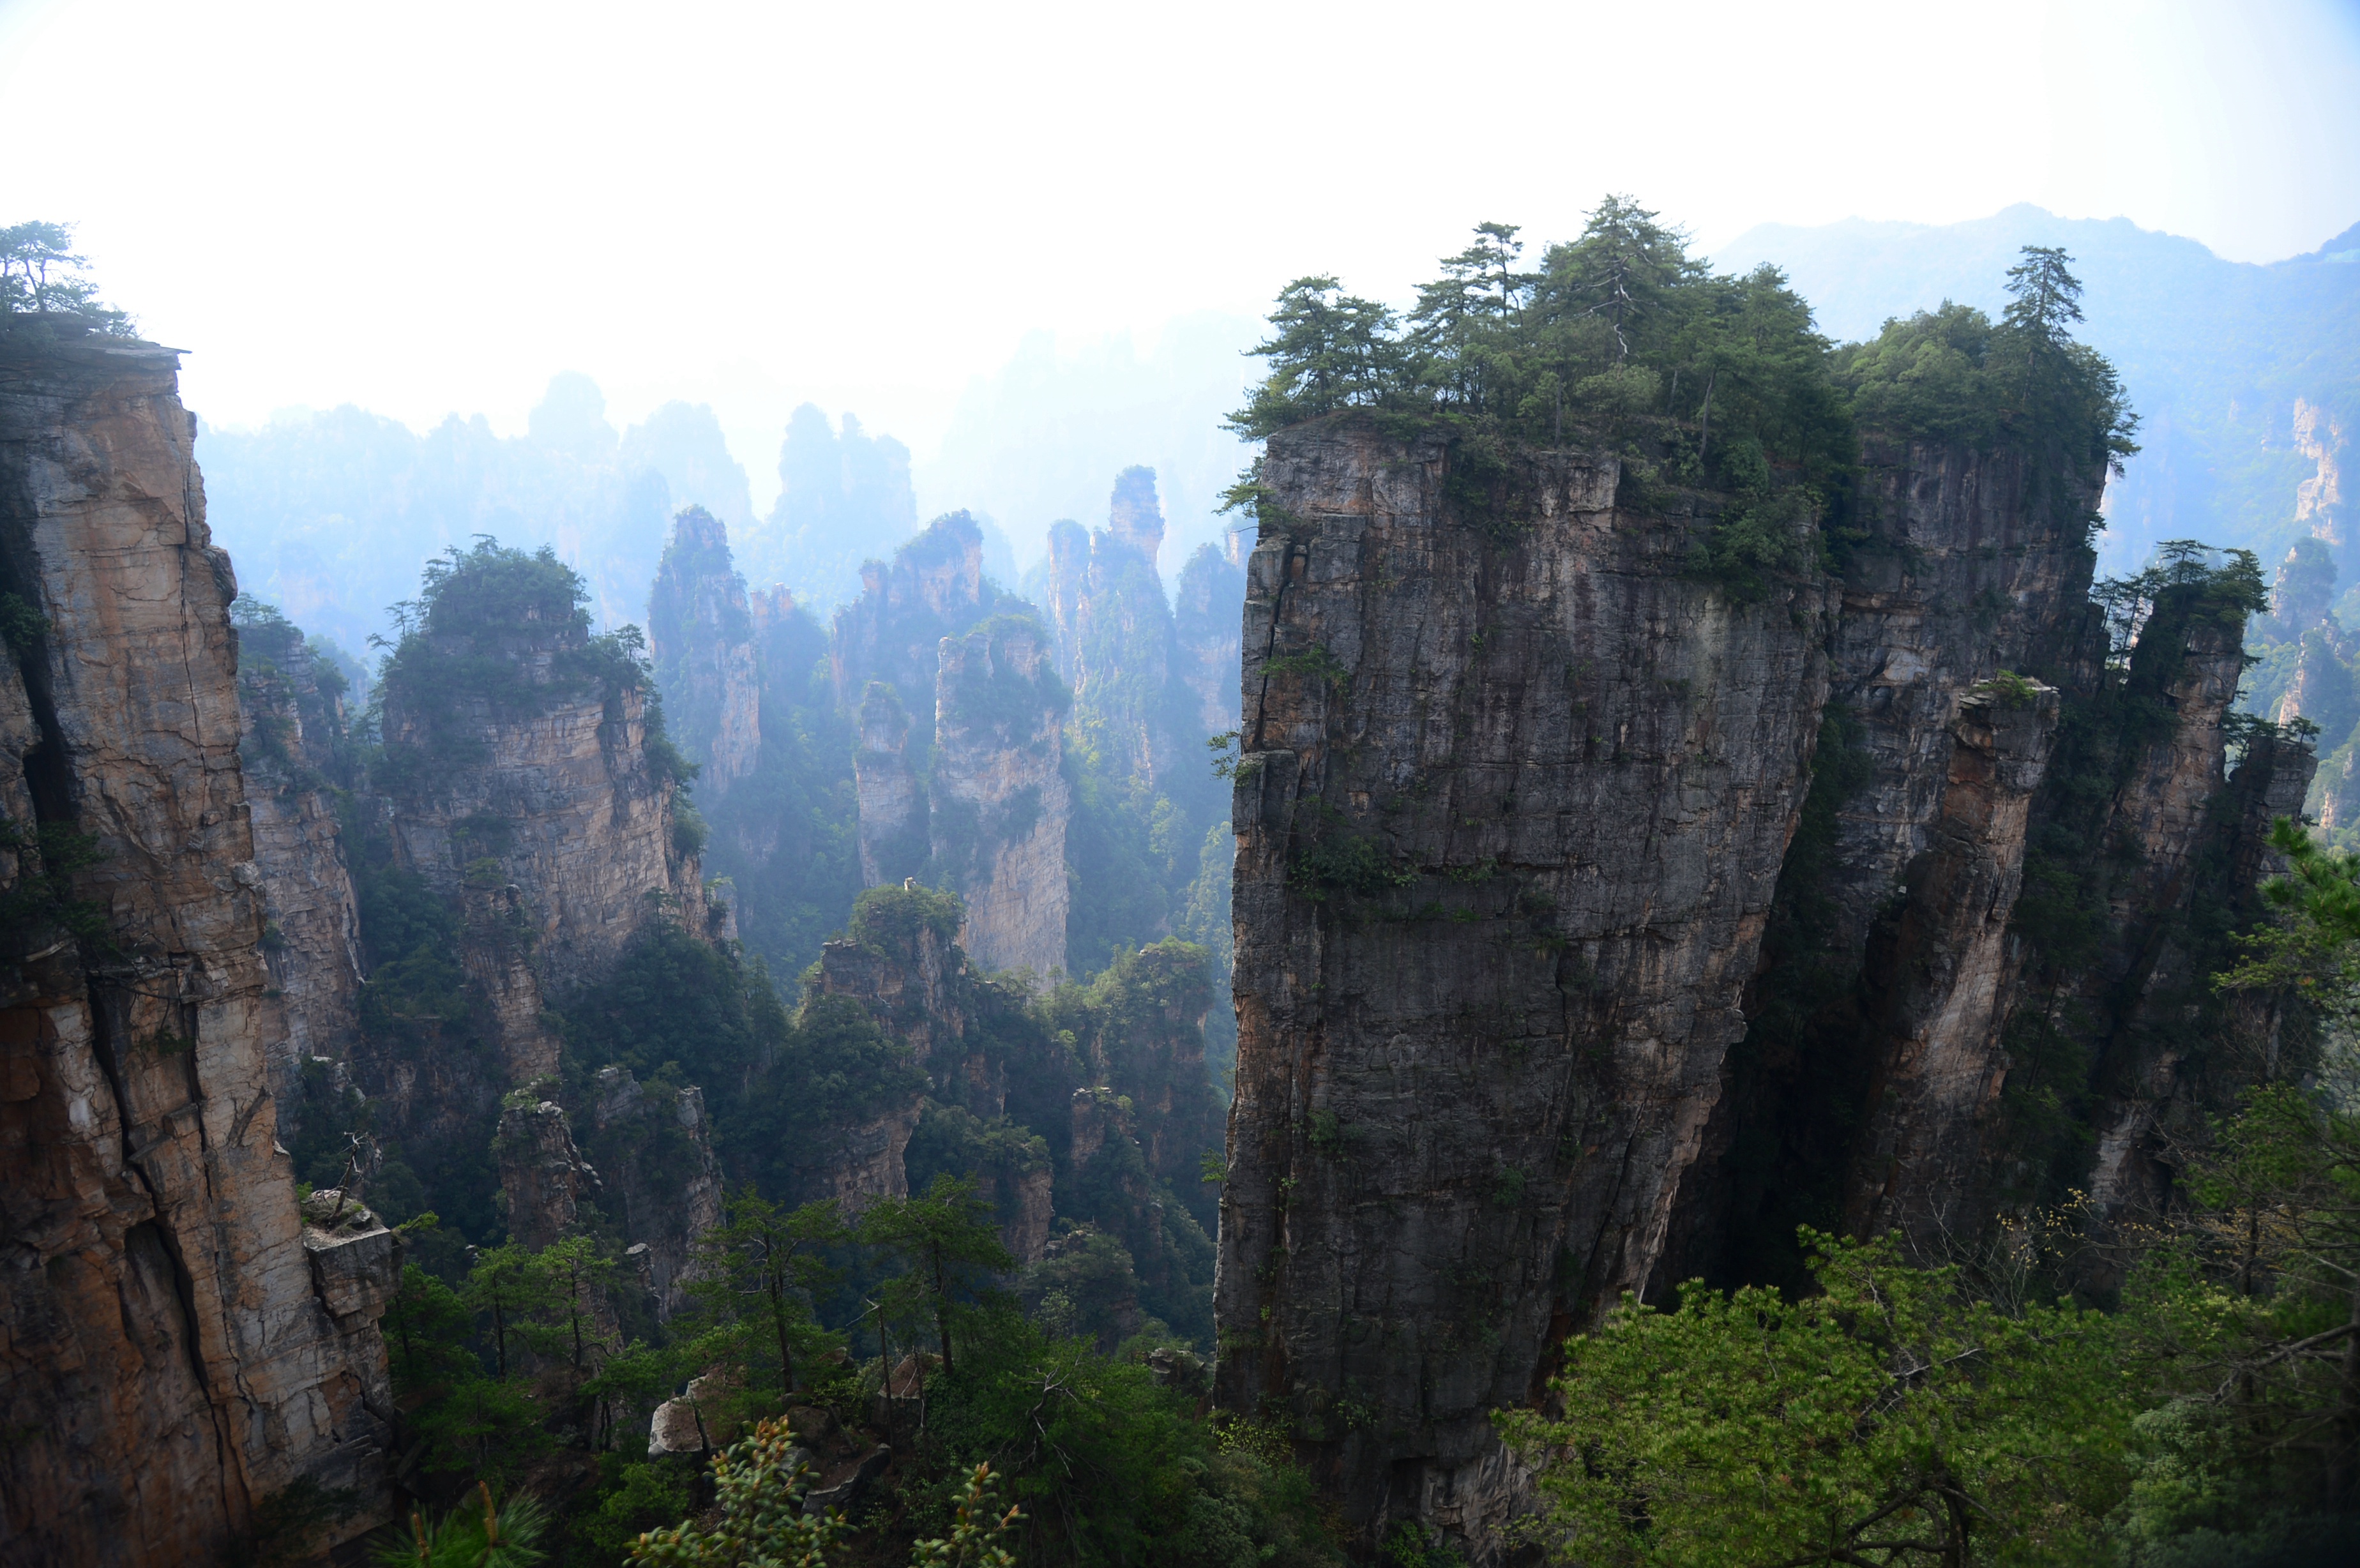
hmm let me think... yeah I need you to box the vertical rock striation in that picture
[232,607,365,1110]
[1213,419,1832,1542]
[0,329,396,1566]
[377,649,707,1002]
[1842,684,2060,1238]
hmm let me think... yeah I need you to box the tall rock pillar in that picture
[0,328,397,1566]
[1212,419,1831,1547]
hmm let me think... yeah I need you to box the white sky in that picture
[5,0,2357,506]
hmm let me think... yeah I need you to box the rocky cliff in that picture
[831,513,1077,973]
[932,621,1070,977]
[1219,415,2309,1554]
[232,603,365,1117]
[376,627,709,1002]
[1212,419,1833,1541]
[648,505,761,800]
[0,329,397,1566]
[1044,468,1187,792]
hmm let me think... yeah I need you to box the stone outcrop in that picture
[932,621,1070,977]
[497,1097,597,1248]
[1841,683,2060,1238]
[1213,419,1833,1543]
[854,682,924,887]
[377,638,708,1002]
[830,513,1081,972]
[830,510,1000,719]
[648,505,761,799]
[0,328,397,1566]
[232,607,365,1111]
[1175,531,1250,736]
[581,1064,725,1317]
[1819,437,2101,956]
[1043,469,1190,793]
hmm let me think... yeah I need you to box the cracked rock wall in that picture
[0,329,397,1567]
[1211,419,1831,1545]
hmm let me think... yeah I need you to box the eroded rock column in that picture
[1213,419,1831,1545]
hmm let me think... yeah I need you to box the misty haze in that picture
[2,3,2359,1565]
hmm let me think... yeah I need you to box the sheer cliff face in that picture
[830,510,994,716]
[1841,686,2059,1237]
[0,334,395,1565]
[1824,437,2098,952]
[648,505,761,800]
[234,615,365,1104]
[933,622,1071,977]
[1213,421,1832,1537]
[833,512,1080,970]
[379,644,706,1001]
[1813,437,2094,1244]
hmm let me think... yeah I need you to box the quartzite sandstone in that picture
[0,327,397,1567]
[1213,419,1833,1543]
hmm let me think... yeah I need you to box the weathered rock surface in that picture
[233,608,365,1110]
[581,1064,725,1316]
[649,504,761,799]
[1842,684,2060,1238]
[497,1097,598,1248]
[1820,437,2101,953]
[932,621,1070,977]
[1213,419,1833,1543]
[0,330,397,1566]
[377,626,708,1003]
[854,682,924,887]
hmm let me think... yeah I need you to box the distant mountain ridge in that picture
[1718,204,2360,586]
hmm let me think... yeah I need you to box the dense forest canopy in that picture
[1229,200,2141,554]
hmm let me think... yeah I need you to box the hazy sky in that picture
[5,0,2357,516]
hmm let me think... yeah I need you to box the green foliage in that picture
[687,1190,850,1404]
[1289,820,1414,903]
[626,1417,845,1565]
[572,1457,696,1567]
[372,1484,549,1568]
[0,818,113,958]
[1259,645,1349,690]
[372,537,674,777]
[1502,1232,2134,1567]
[851,882,966,953]
[1229,200,1853,497]
[941,614,1070,740]
[1977,668,2041,707]
[1837,254,2140,495]
[0,220,133,333]
[914,1309,1338,1568]
[0,592,46,657]
[859,1175,1017,1376]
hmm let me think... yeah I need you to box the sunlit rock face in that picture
[1212,418,1832,1548]
[648,504,761,800]
[0,328,398,1566]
